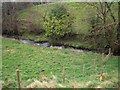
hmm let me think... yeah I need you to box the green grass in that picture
[2,37,118,88]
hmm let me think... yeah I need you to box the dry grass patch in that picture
[27,75,57,88]
[4,49,16,53]
[0,81,2,89]
[101,81,113,86]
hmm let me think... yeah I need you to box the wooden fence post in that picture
[82,64,85,77]
[16,69,21,89]
[94,58,97,72]
[62,67,65,84]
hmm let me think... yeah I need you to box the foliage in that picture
[43,4,74,42]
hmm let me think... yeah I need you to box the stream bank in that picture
[4,35,119,56]
[20,39,99,54]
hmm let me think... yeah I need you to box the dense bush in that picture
[43,4,74,43]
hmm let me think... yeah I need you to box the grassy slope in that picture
[17,3,96,49]
[16,2,118,50]
[17,3,93,34]
[17,2,118,34]
[2,37,118,88]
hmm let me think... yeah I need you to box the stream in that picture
[20,39,95,53]
[5,35,119,55]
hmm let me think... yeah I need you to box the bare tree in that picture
[87,2,116,24]
[87,2,117,48]
[2,2,33,36]
[105,2,116,22]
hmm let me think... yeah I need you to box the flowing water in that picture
[20,39,94,53]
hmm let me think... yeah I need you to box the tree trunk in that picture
[103,14,111,47]
[114,2,120,55]
[117,2,120,41]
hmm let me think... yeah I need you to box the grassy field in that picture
[2,37,118,88]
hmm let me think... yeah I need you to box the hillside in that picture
[17,2,118,34]
[15,2,119,52]
[2,37,118,88]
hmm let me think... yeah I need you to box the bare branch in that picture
[105,2,116,22]
[106,2,113,13]
[97,13,104,21]
[99,1,104,14]
[87,3,103,14]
